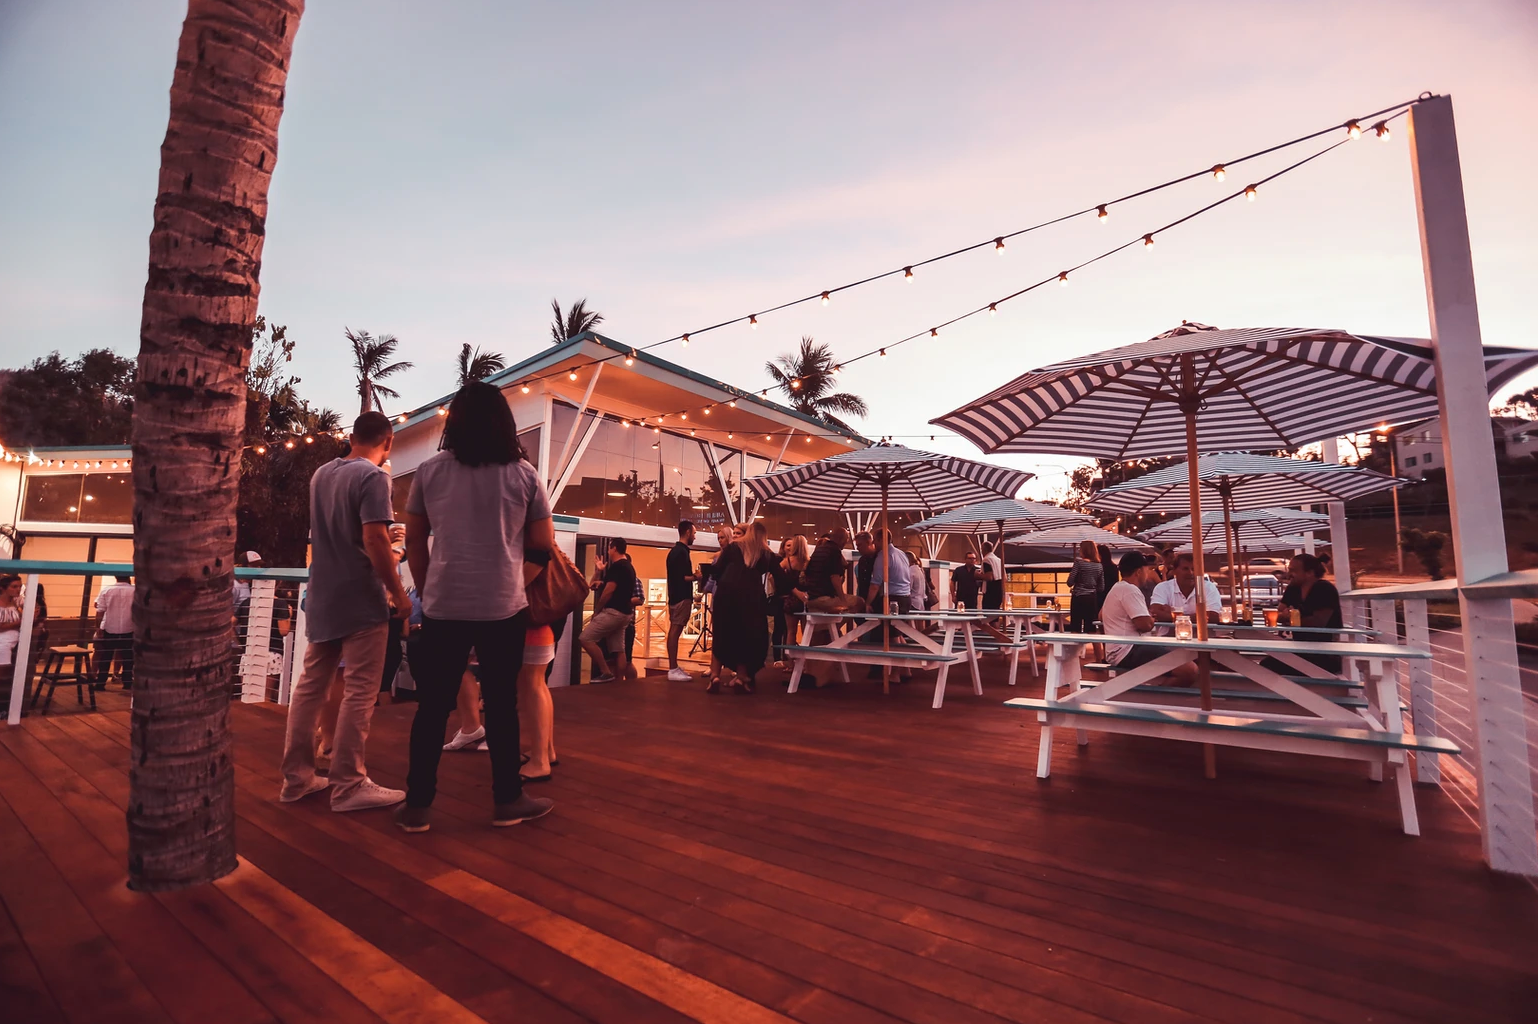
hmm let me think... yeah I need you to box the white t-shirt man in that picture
[1099,580,1152,664]
[95,579,135,635]
[1149,576,1224,634]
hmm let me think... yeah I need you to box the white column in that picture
[1409,94,1537,875]
[240,579,275,703]
[5,575,40,725]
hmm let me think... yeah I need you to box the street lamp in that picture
[1375,426,1404,574]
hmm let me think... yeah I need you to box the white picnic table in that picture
[789,611,986,709]
[1009,632,1453,834]
[961,606,1070,681]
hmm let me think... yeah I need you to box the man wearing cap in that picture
[233,551,261,606]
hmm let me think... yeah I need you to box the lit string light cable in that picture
[390,97,1425,420]
[628,108,1410,432]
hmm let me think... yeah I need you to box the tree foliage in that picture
[764,336,868,429]
[550,298,604,345]
[457,343,506,386]
[1401,527,1449,580]
[346,327,412,414]
[0,348,136,446]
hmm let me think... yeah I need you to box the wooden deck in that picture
[3,667,1537,1023]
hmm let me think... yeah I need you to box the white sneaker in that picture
[278,776,330,803]
[331,779,406,812]
[474,741,488,751]
[443,726,486,751]
[666,668,691,682]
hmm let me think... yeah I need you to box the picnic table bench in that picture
[1014,632,1448,834]
[791,611,984,708]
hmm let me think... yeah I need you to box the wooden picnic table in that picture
[1007,632,1452,834]
[790,611,986,708]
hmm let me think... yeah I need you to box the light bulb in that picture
[681,333,689,347]
[1096,204,1108,222]
[760,389,768,397]
[625,350,636,365]
[437,406,447,415]
[806,436,812,443]
[1058,271,1070,285]
[765,435,771,442]
[790,379,800,389]
[680,412,687,420]
[930,327,938,336]
[521,384,531,394]
[988,304,997,316]
[903,266,913,280]
[1244,184,1257,201]
[1142,234,1155,250]
[568,371,578,381]
[994,237,1005,253]
[1211,164,1226,182]
[879,348,887,358]
[832,365,841,376]
[284,440,295,450]
[728,400,736,408]
[255,446,266,455]
[690,429,696,436]
[304,436,314,444]
[820,291,830,305]
[727,431,733,439]
[704,406,712,414]
[1346,119,1362,139]
[749,315,758,329]
[622,419,630,427]
[397,414,407,423]
[1374,121,1390,141]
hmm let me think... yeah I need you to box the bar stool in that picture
[31,645,95,713]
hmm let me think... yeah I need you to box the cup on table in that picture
[1218,606,1233,624]
[1263,608,1279,627]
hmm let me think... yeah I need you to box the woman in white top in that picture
[904,550,928,613]
[0,575,24,670]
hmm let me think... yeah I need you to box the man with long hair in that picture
[279,411,411,812]
[399,382,554,831]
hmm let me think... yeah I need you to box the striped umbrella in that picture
[1174,536,1330,555]
[907,499,1092,550]
[1003,524,1153,552]
[1089,453,1404,515]
[1141,508,1332,544]
[746,444,1032,683]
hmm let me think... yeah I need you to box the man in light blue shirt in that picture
[865,528,913,614]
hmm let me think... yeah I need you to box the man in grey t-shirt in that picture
[279,411,411,812]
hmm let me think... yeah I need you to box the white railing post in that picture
[283,581,307,706]
[1401,599,1440,784]
[239,579,275,703]
[5,574,40,726]
[1410,94,1537,875]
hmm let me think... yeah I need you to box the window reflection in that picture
[21,472,133,525]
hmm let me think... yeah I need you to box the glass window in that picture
[22,472,134,525]
[391,473,413,519]
[552,412,735,529]
[79,473,132,523]
[1405,455,1417,467]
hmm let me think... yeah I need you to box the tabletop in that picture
[1210,624,1380,638]
[1040,632,1430,659]
[801,611,983,622]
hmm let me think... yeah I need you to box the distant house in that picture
[1392,416,1538,478]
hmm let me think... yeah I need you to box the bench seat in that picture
[1075,679,1400,711]
[1083,662,1360,690]
[783,644,961,664]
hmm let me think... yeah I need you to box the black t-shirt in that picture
[856,552,876,597]
[952,564,980,599]
[602,558,638,614]
[1282,578,1343,634]
[666,541,694,605]
[804,541,847,600]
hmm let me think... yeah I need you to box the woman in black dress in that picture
[710,522,800,694]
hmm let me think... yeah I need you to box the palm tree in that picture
[550,298,604,345]
[457,342,506,386]
[347,328,412,414]
[765,336,869,429]
[130,0,303,892]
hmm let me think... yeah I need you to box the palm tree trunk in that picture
[359,378,372,416]
[130,0,304,892]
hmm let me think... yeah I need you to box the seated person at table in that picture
[865,528,912,614]
[1271,553,1343,673]
[1101,552,1196,682]
[804,526,864,614]
[1149,553,1223,632]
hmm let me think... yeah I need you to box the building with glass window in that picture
[385,331,871,682]
[0,445,134,626]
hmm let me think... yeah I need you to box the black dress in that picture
[713,545,789,675]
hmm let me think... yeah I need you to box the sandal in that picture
[705,678,721,694]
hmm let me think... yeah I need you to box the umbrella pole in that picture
[1220,483,1238,615]
[1181,389,1216,780]
[881,480,891,696]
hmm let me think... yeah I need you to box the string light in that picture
[521,384,531,394]
[1097,204,1109,222]
[681,412,688,420]
[436,407,447,416]
[568,371,578,381]
[988,303,997,316]
[879,348,887,358]
[727,431,733,439]
[255,446,266,454]
[728,400,736,408]
[749,315,758,329]
[1211,164,1226,182]
[704,405,712,414]
[994,237,1006,253]
[1374,121,1390,141]
[284,440,295,450]
[303,436,314,444]
[625,350,636,366]
[820,291,830,305]
[930,328,938,336]
[1346,119,1362,139]
[832,365,842,376]
[903,266,913,280]
[397,415,407,423]
[681,333,689,347]
[1244,184,1258,201]
[1143,233,1155,249]
[1058,271,1070,285]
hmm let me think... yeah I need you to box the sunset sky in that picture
[2,0,1535,497]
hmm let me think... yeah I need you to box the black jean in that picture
[1068,593,1099,634]
[95,631,133,687]
[379,616,404,693]
[406,611,530,809]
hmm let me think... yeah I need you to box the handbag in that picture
[525,545,589,626]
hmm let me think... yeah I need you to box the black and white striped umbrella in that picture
[744,443,1033,513]
[1174,536,1329,555]
[1003,524,1153,552]
[907,498,1091,537]
[931,323,1538,459]
[1089,453,1404,515]
[1141,507,1331,545]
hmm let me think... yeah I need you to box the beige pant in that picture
[280,622,388,802]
